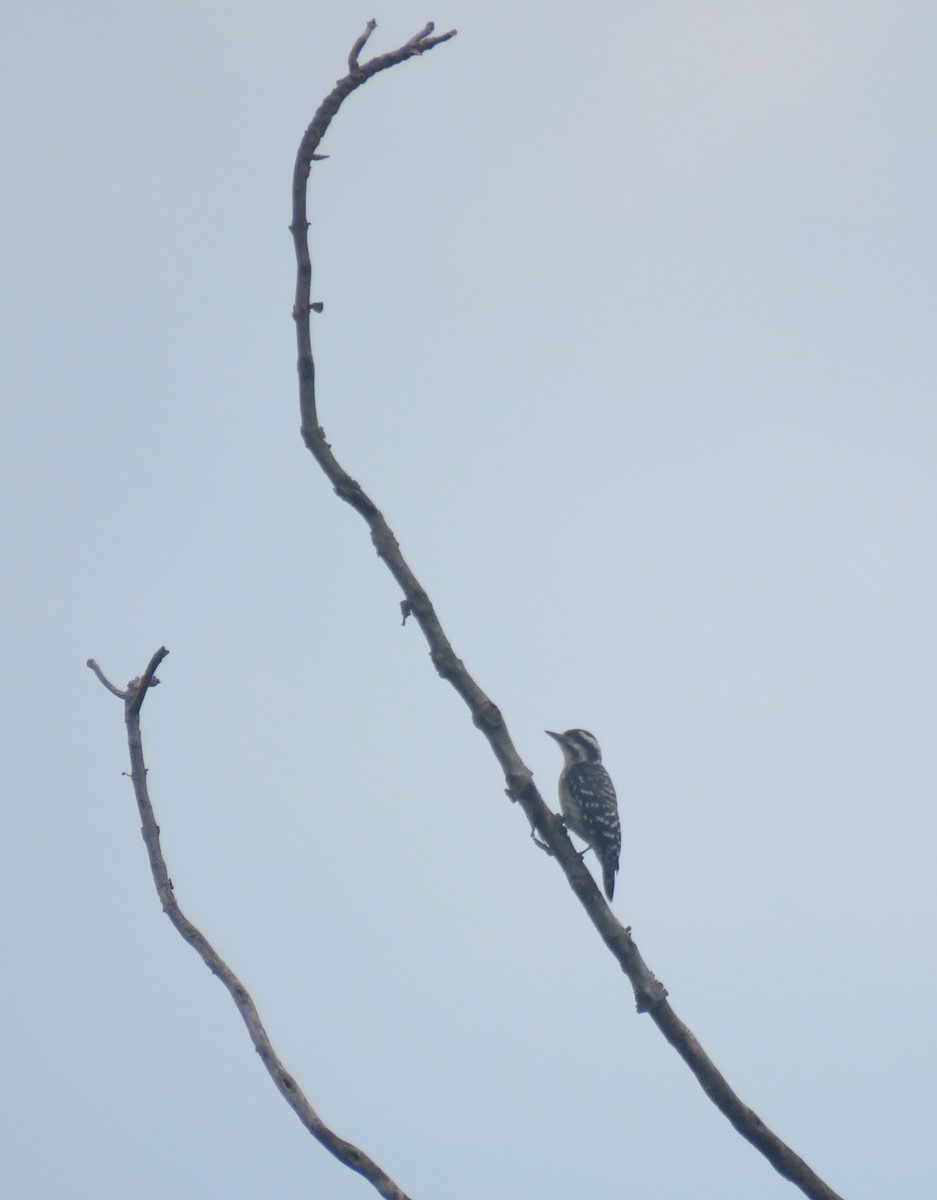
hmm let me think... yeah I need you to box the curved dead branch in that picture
[289,20,845,1200]
[88,648,416,1200]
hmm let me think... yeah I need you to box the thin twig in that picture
[89,647,416,1200]
[348,18,377,72]
[406,23,436,48]
[86,658,127,699]
[289,24,845,1200]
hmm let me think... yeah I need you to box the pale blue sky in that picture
[3,3,936,1197]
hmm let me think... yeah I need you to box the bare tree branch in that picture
[348,18,377,72]
[290,18,456,283]
[290,23,845,1200]
[88,647,418,1200]
[86,657,130,699]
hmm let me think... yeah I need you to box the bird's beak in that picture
[545,730,562,742]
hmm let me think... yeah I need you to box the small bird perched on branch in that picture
[546,729,622,901]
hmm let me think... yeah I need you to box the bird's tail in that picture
[603,866,615,902]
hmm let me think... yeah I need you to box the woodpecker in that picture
[545,729,621,901]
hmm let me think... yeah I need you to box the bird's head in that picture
[545,728,603,765]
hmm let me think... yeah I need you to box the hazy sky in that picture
[3,3,936,1198]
